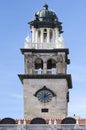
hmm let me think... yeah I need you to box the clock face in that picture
[36,90,53,103]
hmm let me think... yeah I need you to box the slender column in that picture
[35,29,38,43]
[52,30,54,43]
[32,26,35,43]
[56,63,58,74]
[43,61,47,74]
[47,28,50,43]
[55,28,59,43]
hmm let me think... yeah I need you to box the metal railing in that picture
[0,124,86,130]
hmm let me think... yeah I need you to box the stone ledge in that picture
[18,74,72,89]
[20,48,69,54]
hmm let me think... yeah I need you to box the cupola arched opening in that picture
[50,30,53,42]
[43,29,47,43]
[35,58,43,69]
[38,30,41,42]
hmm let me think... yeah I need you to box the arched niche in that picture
[35,58,43,69]
[30,117,46,124]
[0,117,16,124]
[47,59,56,69]
[61,117,76,124]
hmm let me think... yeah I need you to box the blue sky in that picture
[0,0,86,119]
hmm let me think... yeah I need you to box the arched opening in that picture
[35,58,43,74]
[47,59,56,74]
[61,117,76,124]
[0,117,16,124]
[35,58,43,69]
[38,30,41,42]
[43,29,47,43]
[50,30,53,43]
[30,117,46,124]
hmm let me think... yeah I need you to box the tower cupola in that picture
[24,5,64,49]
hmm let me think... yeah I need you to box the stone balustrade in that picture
[0,124,86,130]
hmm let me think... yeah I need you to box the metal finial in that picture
[43,4,48,9]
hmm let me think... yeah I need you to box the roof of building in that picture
[34,4,58,22]
[29,5,63,33]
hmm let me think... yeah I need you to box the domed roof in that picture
[29,4,63,33]
[35,4,58,22]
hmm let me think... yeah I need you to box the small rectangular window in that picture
[41,108,48,112]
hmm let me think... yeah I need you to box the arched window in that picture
[47,59,56,74]
[35,58,43,69]
[47,59,56,69]
[43,29,47,43]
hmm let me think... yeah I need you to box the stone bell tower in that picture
[18,4,72,120]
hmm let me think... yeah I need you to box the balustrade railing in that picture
[34,68,56,75]
[0,124,86,130]
[25,42,56,49]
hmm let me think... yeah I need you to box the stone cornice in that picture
[20,48,69,54]
[18,74,72,89]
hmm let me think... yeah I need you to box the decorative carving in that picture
[58,35,65,48]
[24,35,31,48]
[57,54,63,63]
[25,35,31,42]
